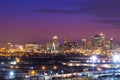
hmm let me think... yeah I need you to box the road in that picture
[97,76,120,80]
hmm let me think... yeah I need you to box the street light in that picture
[113,54,120,62]
[16,58,20,63]
[61,70,64,74]
[31,70,36,76]
[9,71,14,79]
[53,65,57,70]
[41,66,46,70]
[29,70,36,76]
[90,55,97,74]
[112,54,120,73]
[91,56,97,61]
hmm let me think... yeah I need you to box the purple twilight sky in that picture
[0,0,120,45]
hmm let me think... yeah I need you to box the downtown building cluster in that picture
[0,33,120,55]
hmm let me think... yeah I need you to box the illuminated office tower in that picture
[100,33,105,40]
[86,40,92,49]
[25,43,39,53]
[6,43,13,50]
[99,33,105,47]
[15,45,24,50]
[92,33,105,48]
[109,38,116,50]
[104,40,110,50]
[92,35,101,48]
[81,39,87,49]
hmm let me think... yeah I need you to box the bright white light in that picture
[86,60,89,63]
[113,54,120,61]
[61,70,64,73]
[62,63,66,65]
[50,71,53,74]
[90,56,97,61]
[53,36,58,39]
[76,64,80,66]
[2,62,4,64]
[69,63,73,66]
[10,61,16,65]
[102,60,105,63]
[93,60,96,63]
[103,64,111,68]
[25,75,30,78]
[97,60,100,63]
[8,43,11,45]
[113,60,116,63]
[79,73,82,76]
[92,64,95,66]
[90,60,92,63]
[110,38,113,40]
[44,73,48,76]
[9,71,14,76]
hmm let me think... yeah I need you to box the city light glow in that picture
[90,56,97,62]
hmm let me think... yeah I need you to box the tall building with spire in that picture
[51,36,59,53]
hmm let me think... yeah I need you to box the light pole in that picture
[90,55,97,75]
[61,70,64,74]
[9,71,15,79]
[112,54,120,74]
[41,66,46,75]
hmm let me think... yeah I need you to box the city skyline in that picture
[0,0,120,45]
[0,1,120,79]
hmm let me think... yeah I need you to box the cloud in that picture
[32,9,85,14]
[31,0,120,25]
[92,19,120,26]
[85,0,120,25]
[32,0,120,17]
[84,0,120,18]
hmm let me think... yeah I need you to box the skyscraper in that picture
[24,43,39,53]
[81,39,87,49]
[51,36,59,53]
[92,34,101,48]
[92,33,105,48]
[100,33,105,40]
